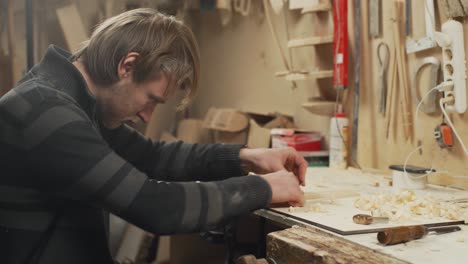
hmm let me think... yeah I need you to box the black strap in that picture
[22,209,63,264]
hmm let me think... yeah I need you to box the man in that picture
[0,8,306,264]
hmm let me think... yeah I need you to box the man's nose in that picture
[137,104,156,123]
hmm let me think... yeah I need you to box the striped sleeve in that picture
[101,125,248,182]
[21,100,271,234]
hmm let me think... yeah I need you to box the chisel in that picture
[377,225,461,245]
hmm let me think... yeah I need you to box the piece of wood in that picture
[288,35,334,48]
[56,3,88,52]
[302,101,335,116]
[301,1,331,14]
[272,168,467,236]
[6,0,15,87]
[276,70,333,81]
[391,0,413,142]
[272,195,464,235]
[263,0,296,88]
[289,0,319,10]
[385,49,396,139]
[236,255,268,264]
[267,226,407,264]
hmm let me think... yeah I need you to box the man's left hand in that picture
[239,147,307,186]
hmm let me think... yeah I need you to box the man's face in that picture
[99,75,169,129]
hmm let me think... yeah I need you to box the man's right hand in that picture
[260,170,305,207]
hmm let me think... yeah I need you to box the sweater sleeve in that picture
[24,102,271,234]
[101,124,248,181]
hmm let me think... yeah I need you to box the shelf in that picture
[288,35,334,48]
[275,70,333,81]
[301,3,331,13]
[302,101,336,116]
[308,70,333,79]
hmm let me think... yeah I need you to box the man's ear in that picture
[117,52,139,79]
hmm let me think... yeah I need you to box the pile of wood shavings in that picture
[289,202,328,213]
[354,190,465,221]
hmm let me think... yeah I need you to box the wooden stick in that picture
[263,0,297,88]
[392,0,406,138]
[398,4,413,143]
[392,0,413,142]
[7,0,15,86]
[385,48,397,139]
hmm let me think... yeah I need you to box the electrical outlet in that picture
[434,20,467,113]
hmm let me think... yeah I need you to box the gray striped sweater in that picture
[0,45,271,264]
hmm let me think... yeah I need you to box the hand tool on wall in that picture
[411,57,440,113]
[392,0,413,142]
[233,0,251,16]
[406,0,437,53]
[352,214,389,225]
[385,49,397,139]
[369,0,381,38]
[377,41,389,115]
[351,0,360,165]
[377,225,461,245]
[405,0,411,36]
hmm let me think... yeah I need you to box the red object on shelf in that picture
[271,129,322,151]
[333,0,348,89]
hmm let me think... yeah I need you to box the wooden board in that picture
[272,196,464,235]
[56,3,88,52]
[267,226,407,264]
[271,168,468,235]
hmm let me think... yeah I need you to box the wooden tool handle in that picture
[377,225,427,245]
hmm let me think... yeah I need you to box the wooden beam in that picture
[56,3,88,52]
[288,35,334,48]
[267,226,408,264]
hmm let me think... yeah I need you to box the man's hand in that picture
[260,170,304,206]
[240,147,307,186]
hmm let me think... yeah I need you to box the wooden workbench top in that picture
[258,167,468,264]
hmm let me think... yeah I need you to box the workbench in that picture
[254,168,468,264]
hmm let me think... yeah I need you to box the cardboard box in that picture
[246,112,295,148]
[177,119,212,144]
[202,107,249,144]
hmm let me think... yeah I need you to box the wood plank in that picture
[267,226,408,264]
[287,35,334,48]
[56,3,88,52]
[301,1,331,14]
[6,0,15,87]
[302,101,335,116]
[272,168,468,235]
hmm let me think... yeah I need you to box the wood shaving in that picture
[354,190,465,221]
[288,202,327,213]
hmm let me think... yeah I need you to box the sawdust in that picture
[354,190,467,222]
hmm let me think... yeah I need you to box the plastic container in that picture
[389,164,434,191]
[329,105,349,169]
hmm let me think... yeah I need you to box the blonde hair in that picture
[72,8,199,109]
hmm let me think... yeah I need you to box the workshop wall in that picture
[188,1,333,141]
[3,0,468,184]
[189,0,468,187]
[355,0,468,187]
